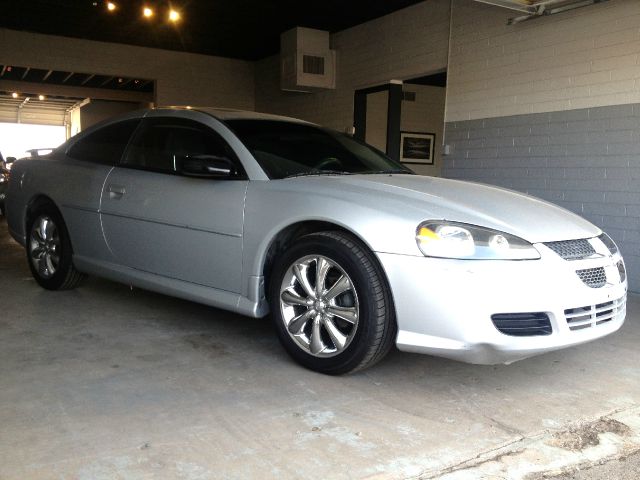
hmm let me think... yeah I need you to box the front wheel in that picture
[26,204,86,290]
[269,231,396,374]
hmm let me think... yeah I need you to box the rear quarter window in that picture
[68,119,140,165]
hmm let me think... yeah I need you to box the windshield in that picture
[225,119,414,179]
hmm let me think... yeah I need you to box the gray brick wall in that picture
[442,103,640,291]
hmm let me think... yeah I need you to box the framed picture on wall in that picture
[400,132,435,165]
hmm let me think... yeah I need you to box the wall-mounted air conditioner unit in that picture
[280,27,336,93]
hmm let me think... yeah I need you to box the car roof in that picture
[157,106,313,125]
[61,106,318,155]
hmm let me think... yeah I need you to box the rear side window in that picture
[68,119,140,165]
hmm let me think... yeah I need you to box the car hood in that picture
[300,174,600,243]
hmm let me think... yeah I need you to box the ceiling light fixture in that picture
[38,95,46,101]
[168,9,181,22]
[107,2,117,12]
[11,92,18,98]
[143,6,153,18]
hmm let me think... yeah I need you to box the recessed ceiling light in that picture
[168,9,181,22]
[11,92,18,98]
[107,2,117,12]
[143,7,153,18]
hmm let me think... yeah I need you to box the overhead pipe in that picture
[473,0,609,24]
[508,0,608,24]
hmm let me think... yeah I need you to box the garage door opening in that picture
[0,123,66,160]
[1,64,155,147]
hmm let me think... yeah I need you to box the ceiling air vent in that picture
[303,55,325,75]
[281,27,336,92]
[402,91,416,102]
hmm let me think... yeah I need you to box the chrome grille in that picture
[564,295,626,331]
[544,239,595,260]
[576,267,606,288]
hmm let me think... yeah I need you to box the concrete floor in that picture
[1,219,639,480]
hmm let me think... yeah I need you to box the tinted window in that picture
[122,118,237,174]
[225,120,412,179]
[68,119,140,165]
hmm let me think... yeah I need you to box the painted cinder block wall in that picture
[442,0,640,291]
[0,28,255,109]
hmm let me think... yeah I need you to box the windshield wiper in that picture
[285,170,353,178]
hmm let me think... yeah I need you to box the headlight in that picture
[416,221,541,260]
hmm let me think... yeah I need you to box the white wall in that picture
[364,85,446,176]
[401,85,446,176]
[446,0,640,122]
[79,100,143,130]
[365,91,388,151]
[0,28,255,110]
[255,0,450,133]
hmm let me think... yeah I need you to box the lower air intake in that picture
[491,312,552,336]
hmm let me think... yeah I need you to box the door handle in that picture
[108,184,126,199]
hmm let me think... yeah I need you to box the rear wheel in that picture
[26,204,86,290]
[270,231,396,374]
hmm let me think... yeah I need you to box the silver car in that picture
[6,107,627,374]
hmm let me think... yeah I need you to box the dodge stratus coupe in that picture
[6,107,627,374]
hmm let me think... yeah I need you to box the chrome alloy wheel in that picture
[279,255,360,357]
[29,215,61,279]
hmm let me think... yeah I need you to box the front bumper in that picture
[377,240,627,365]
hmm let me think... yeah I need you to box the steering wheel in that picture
[314,157,343,171]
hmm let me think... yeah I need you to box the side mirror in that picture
[176,154,238,178]
[6,157,16,164]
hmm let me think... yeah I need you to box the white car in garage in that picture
[6,107,627,374]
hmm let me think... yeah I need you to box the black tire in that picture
[269,231,396,375]
[26,202,86,290]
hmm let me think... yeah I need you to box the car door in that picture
[60,118,141,262]
[99,116,248,293]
